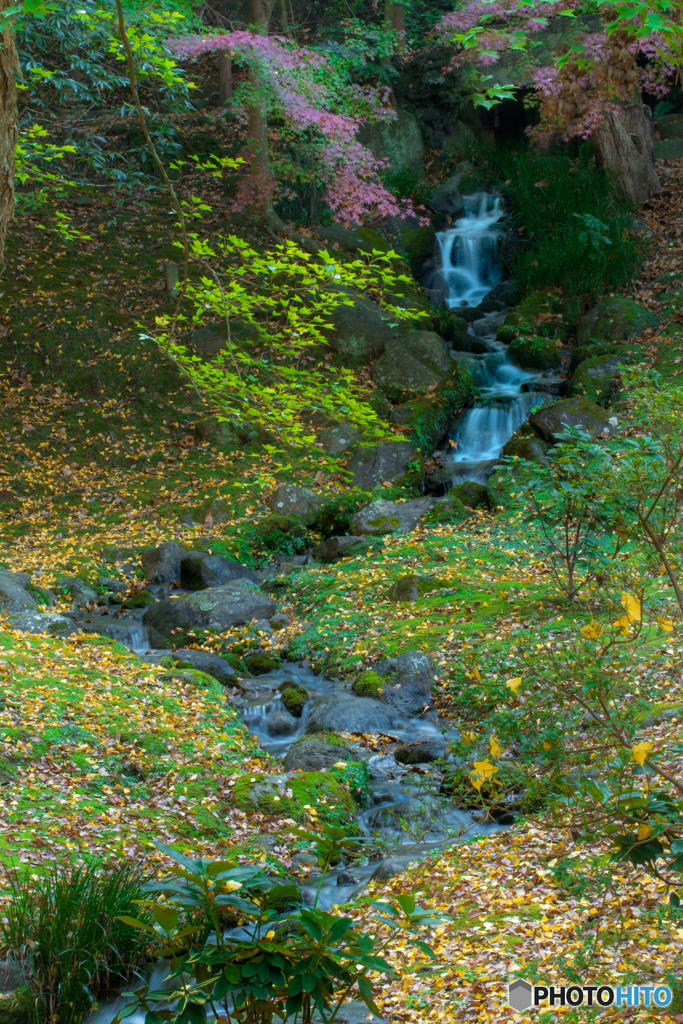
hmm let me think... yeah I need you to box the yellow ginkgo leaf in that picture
[637,823,654,841]
[621,591,642,623]
[631,741,654,767]
[489,735,502,758]
[469,759,499,793]
[471,665,482,682]
[581,623,602,639]
[542,740,552,750]
[614,614,635,635]
[505,677,522,693]
[461,730,477,745]
[656,616,674,633]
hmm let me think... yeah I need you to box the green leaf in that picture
[152,905,179,933]
[396,894,416,916]
[357,976,382,1016]
[116,915,156,933]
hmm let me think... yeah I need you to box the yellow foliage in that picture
[489,735,502,758]
[505,677,522,693]
[469,759,499,793]
[631,741,654,767]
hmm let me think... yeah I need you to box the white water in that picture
[437,193,504,309]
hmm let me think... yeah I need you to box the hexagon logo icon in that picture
[508,980,533,1012]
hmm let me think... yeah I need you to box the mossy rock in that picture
[517,290,561,320]
[386,573,449,601]
[403,224,437,277]
[568,353,626,407]
[252,514,308,556]
[432,311,468,347]
[495,324,518,344]
[450,481,488,508]
[501,427,550,464]
[353,671,384,698]
[576,296,660,347]
[244,653,281,675]
[508,334,562,371]
[297,732,350,750]
[422,492,468,526]
[222,652,246,672]
[231,770,357,825]
[280,681,309,717]
[25,582,55,606]
[123,589,156,609]
[570,342,644,373]
[388,363,477,456]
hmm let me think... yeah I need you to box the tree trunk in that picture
[592,104,660,205]
[392,3,405,53]
[247,0,275,218]
[0,0,18,265]
[218,51,232,105]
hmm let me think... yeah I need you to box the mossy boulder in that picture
[231,771,357,825]
[501,427,551,464]
[517,290,561,321]
[244,653,281,675]
[122,589,156,609]
[252,514,308,556]
[403,224,437,277]
[386,574,448,601]
[486,462,534,511]
[432,311,468,347]
[279,680,309,717]
[315,224,391,255]
[370,332,451,403]
[450,481,488,508]
[568,354,624,406]
[576,297,659,347]
[529,396,618,443]
[353,671,384,698]
[387,363,477,455]
[508,334,562,371]
[422,492,468,526]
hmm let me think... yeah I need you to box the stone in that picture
[501,430,551,464]
[251,618,273,633]
[141,541,184,585]
[232,770,356,825]
[311,536,364,563]
[337,870,358,886]
[529,397,619,444]
[576,297,660,347]
[487,279,521,306]
[386,575,421,602]
[172,648,236,684]
[314,224,391,255]
[99,577,128,594]
[7,571,30,587]
[0,570,37,616]
[379,682,434,717]
[370,857,405,881]
[654,138,683,160]
[311,1002,385,1024]
[450,481,488,508]
[394,739,446,764]
[441,120,474,157]
[370,331,451,402]
[319,423,360,454]
[508,335,562,372]
[427,174,463,216]
[568,354,624,406]
[194,416,274,450]
[181,552,258,591]
[54,577,99,606]
[0,959,29,993]
[593,105,660,203]
[291,851,319,868]
[8,611,74,635]
[191,320,260,355]
[269,613,291,631]
[267,484,324,524]
[629,217,652,236]
[357,108,425,176]
[376,650,438,690]
[350,498,435,536]
[321,285,400,366]
[143,583,277,647]
[266,711,299,737]
[305,695,403,734]
[284,739,350,772]
[346,441,418,490]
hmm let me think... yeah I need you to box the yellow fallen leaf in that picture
[471,665,482,682]
[505,677,522,693]
[656,616,674,632]
[490,735,502,757]
[461,730,477,745]
[637,823,653,841]
[547,858,558,867]
[614,614,635,635]
[581,623,602,639]
[543,740,552,750]
[469,759,499,792]
[631,741,653,767]
[621,591,641,622]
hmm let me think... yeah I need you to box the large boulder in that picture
[54,577,98,606]
[376,651,438,690]
[370,332,452,403]
[508,335,562,372]
[311,536,364,563]
[576,297,659,347]
[346,441,418,490]
[191,319,260,355]
[529,397,619,443]
[180,553,258,592]
[350,498,435,536]
[141,541,184,585]
[319,423,360,455]
[427,174,463,216]
[394,739,446,764]
[231,770,356,825]
[357,109,425,177]
[8,611,73,635]
[0,571,37,616]
[568,354,624,406]
[143,583,276,647]
[284,739,351,772]
[314,225,391,255]
[305,695,403,734]
[173,647,237,684]
[322,286,400,366]
[267,484,324,525]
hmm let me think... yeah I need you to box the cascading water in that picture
[436,193,504,309]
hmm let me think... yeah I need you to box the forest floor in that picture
[1,156,683,1021]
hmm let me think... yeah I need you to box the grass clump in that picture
[0,860,150,1024]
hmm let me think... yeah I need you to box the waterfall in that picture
[437,194,504,309]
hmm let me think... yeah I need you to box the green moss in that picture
[251,514,308,556]
[222,652,246,672]
[568,354,624,407]
[25,582,55,606]
[432,311,468,346]
[423,493,468,526]
[330,759,370,808]
[244,653,281,675]
[508,335,561,371]
[231,770,357,825]
[353,670,384,698]
[310,492,371,539]
[280,681,309,717]
[496,325,518,343]
[450,482,488,509]
[122,589,155,609]
[388,363,477,456]
[403,224,437,277]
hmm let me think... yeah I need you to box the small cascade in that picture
[437,193,504,309]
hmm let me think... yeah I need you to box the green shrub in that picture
[251,514,308,556]
[0,860,150,1024]
[310,492,370,539]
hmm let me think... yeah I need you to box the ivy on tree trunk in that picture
[0,0,18,265]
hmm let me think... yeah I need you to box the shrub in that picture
[0,860,150,1024]
[310,492,371,539]
[251,513,308,556]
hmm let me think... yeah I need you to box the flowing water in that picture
[436,193,504,309]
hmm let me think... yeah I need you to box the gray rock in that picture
[346,441,418,491]
[357,108,425,176]
[54,577,98,606]
[576,296,659,347]
[337,870,358,886]
[180,552,258,591]
[529,397,618,443]
[173,648,236,684]
[191,319,260,355]
[441,120,474,158]
[427,174,463,216]
[376,650,438,690]
[252,833,278,849]
[629,217,651,236]
[8,611,74,635]
[251,618,273,632]
[394,739,446,764]
[423,287,446,310]
[380,683,434,717]
[370,857,405,882]
[311,536,364,563]
[305,695,402,734]
[267,484,324,524]
[0,570,37,616]
[284,740,350,772]
[269,613,291,631]
[320,423,360,454]
[487,279,521,307]
[141,541,184,585]
[7,571,30,587]
[654,138,683,160]
[143,583,277,647]
[99,577,128,594]
[321,285,400,366]
[310,1003,385,1024]
[291,851,319,868]
[370,332,451,403]
[0,959,29,993]
[350,498,435,536]
[267,711,299,737]
[314,224,389,255]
